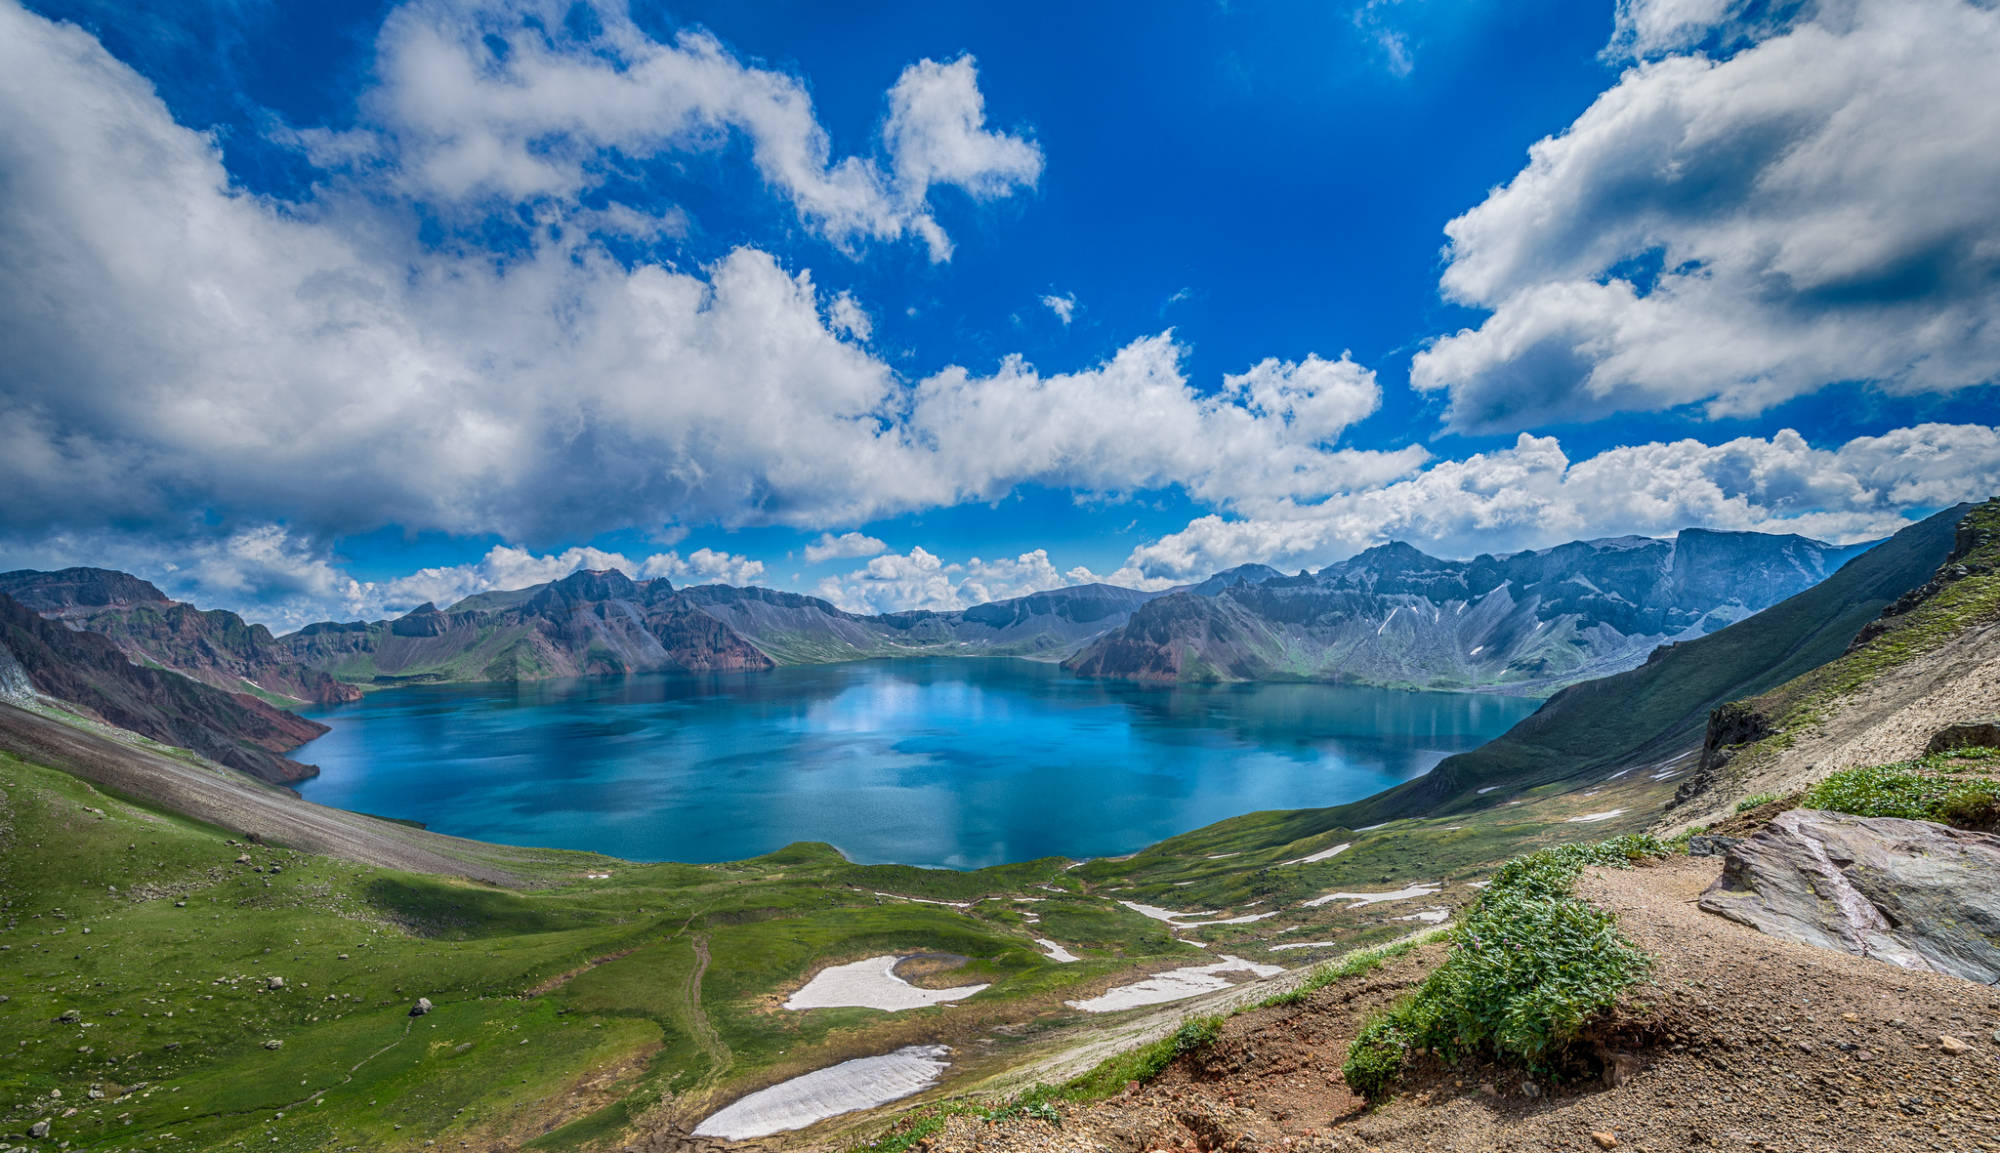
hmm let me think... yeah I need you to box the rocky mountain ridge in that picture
[0,526,1876,712]
[0,592,325,784]
[1064,528,1876,693]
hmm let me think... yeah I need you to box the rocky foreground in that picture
[884,855,2000,1153]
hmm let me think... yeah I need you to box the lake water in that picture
[295,659,1538,869]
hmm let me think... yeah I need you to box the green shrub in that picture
[1734,792,1779,813]
[1340,1017,1413,1103]
[1341,837,1663,1104]
[1803,760,2000,828]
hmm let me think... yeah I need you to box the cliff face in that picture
[0,568,360,705]
[0,593,324,785]
[1065,530,1877,693]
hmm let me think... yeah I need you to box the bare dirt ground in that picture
[904,856,2000,1153]
[0,700,559,883]
[1676,620,2000,829]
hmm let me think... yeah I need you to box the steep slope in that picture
[1671,497,2000,825]
[0,593,325,784]
[1066,529,1875,693]
[0,567,360,705]
[680,582,1161,663]
[275,569,774,686]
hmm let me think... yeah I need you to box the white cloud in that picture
[1109,423,2000,582]
[813,546,1100,614]
[827,292,872,342]
[1413,0,2000,432]
[335,1,1039,260]
[1040,292,1077,325]
[910,336,1416,513]
[639,547,766,587]
[0,3,1411,562]
[803,531,888,564]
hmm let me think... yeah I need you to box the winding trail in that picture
[685,934,732,1091]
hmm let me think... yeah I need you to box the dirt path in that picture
[686,934,732,1091]
[905,856,2000,1153]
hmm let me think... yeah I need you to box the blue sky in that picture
[2,0,1997,627]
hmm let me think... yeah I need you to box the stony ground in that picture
[899,857,2000,1153]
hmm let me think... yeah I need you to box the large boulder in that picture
[1699,809,2000,984]
[1927,719,2000,754]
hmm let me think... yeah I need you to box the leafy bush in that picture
[1803,757,2000,829]
[1734,792,1779,813]
[1341,836,1664,1104]
[1340,1017,1413,1103]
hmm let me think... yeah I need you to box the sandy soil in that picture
[903,857,2000,1153]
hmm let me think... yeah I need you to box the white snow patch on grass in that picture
[1302,883,1443,909]
[1269,941,1339,952]
[1066,956,1283,1013]
[1036,939,1080,963]
[1391,908,1452,924]
[1564,809,1626,823]
[1279,842,1351,866]
[693,1045,950,1140]
[1120,901,1215,924]
[872,892,972,910]
[784,956,988,1012]
[1475,786,1501,795]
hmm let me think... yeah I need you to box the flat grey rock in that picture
[1700,809,2000,985]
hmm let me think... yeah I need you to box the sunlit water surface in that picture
[296,659,1537,868]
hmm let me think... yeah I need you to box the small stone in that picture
[1841,1012,1859,1023]
[1592,1132,1619,1150]
[30,1119,50,1138]
[236,855,251,864]
[57,1009,80,1023]
[49,1090,61,1100]
[1520,1081,1541,1098]
[264,1039,283,1050]
[409,997,433,1017]
[1939,1034,1971,1055]
[266,976,284,990]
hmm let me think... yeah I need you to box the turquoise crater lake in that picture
[296,659,1538,869]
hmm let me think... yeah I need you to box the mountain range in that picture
[1063,529,1875,693]
[0,526,1880,789]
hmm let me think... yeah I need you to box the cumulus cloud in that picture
[910,337,1415,512]
[813,547,1100,614]
[1040,292,1077,325]
[1108,423,2000,583]
[328,0,1039,259]
[1413,0,2000,431]
[0,2,1410,562]
[803,532,889,564]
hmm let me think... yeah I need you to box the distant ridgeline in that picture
[0,529,1880,719]
[1217,503,1973,839]
[1062,529,1875,693]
